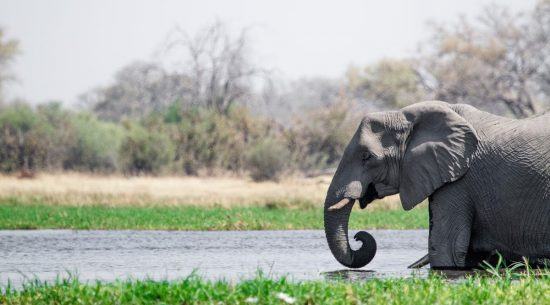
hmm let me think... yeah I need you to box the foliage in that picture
[0,102,125,173]
[64,113,124,172]
[246,138,289,181]
[169,106,272,175]
[341,1,550,118]
[0,98,359,178]
[2,270,549,305]
[286,100,357,171]
[347,59,427,109]
[0,103,51,172]
[119,122,173,175]
[417,0,550,117]
[0,100,347,178]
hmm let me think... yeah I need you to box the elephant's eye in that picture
[362,151,372,162]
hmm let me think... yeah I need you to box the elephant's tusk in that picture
[328,198,352,211]
[408,253,430,269]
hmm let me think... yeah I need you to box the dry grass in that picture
[0,173,402,209]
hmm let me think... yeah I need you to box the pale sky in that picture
[0,0,537,105]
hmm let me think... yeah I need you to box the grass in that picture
[0,173,424,230]
[0,197,427,230]
[1,270,549,305]
[0,173,336,207]
[0,173,403,209]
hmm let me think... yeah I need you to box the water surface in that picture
[0,230,429,286]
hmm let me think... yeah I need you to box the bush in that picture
[170,106,274,175]
[0,100,354,178]
[119,123,173,174]
[285,100,356,172]
[246,138,289,181]
[0,103,52,172]
[63,114,124,172]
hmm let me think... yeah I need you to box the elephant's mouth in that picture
[327,183,381,211]
[359,183,379,209]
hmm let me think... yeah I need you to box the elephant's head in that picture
[324,101,479,268]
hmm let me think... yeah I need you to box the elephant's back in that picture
[466,115,550,258]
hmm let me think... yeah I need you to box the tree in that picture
[164,21,262,114]
[81,61,191,121]
[418,0,550,118]
[256,77,344,123]
[285,99,358,172]
[346,59,427,109]
[119,122,173,175]
[0,28,19,104]
[0,102,50,172]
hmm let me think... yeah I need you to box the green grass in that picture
[0,197,427,230]
[2,271,549,305]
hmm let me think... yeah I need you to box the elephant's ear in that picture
[399,102,479,210]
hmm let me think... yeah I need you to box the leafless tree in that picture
[163,21,263,115]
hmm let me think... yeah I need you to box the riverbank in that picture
[0,197,427,230]
[2,272,548,305]
[0,174,426,230]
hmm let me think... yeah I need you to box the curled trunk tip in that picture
[324,199,377,268]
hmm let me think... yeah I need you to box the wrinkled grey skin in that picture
[324,101,550,269]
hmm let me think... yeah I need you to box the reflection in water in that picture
[322,269,377,281]
[0,229,431,287]
[429,269,480,280]
[323,269,482,282]
[322,269,429,281]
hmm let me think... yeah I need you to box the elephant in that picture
[324,101,550,269]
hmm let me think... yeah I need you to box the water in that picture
[0,230,430,287]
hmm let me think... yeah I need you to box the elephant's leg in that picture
[428,184,474,269]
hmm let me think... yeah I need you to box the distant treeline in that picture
[0,101,356,180]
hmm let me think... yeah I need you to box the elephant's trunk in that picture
[324,195,377,268]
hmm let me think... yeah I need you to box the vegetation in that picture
[0,28,19,104]
[0,174,420,230]
[0,100,357,178]
[348,0,550,118]
[1,270,549,305]
[119,122,174,175]
[246,138,289,181]
[0,173,336,207]
[0,197,427,230]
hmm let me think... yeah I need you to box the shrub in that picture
[170,106,274,175]
[246,138,289,181]
[119,123,173,174]
[0,99,354,177]
[63,113,124,172]
[285,100,357,172]
[0,103,52,172]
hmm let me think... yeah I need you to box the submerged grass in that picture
[0,197,427,230]
[2,271,549,305]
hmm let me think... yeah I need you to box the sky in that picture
[0,0,538,105]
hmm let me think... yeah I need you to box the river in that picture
[0,229,430,287]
